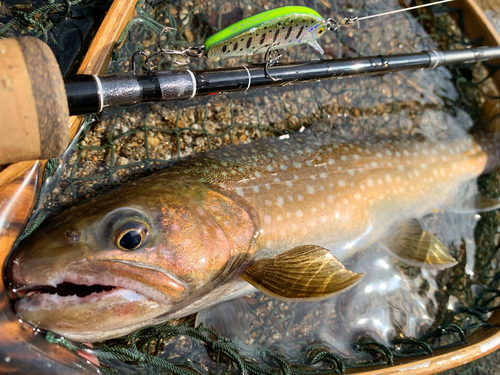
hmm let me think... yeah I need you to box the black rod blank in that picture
[65,47,500,116]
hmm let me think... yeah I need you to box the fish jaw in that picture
[7,209,188,341]
[15,288,171,342]
[9,248,183,341]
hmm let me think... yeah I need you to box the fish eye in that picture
[318,28,324,35]
[114,222,148,251]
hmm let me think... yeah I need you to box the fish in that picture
[6,122,500,343]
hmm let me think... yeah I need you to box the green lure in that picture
[147,0,453,73]
[204,6,328,58]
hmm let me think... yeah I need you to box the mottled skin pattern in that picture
[7,129,500,342]
[206,14,326,58]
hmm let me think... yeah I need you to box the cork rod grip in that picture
[0,37,69,165]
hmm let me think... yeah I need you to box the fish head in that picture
[6,176,256,341]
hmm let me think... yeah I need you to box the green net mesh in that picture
[9,0,500,373]
[0,0,113,74]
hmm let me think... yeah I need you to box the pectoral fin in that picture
[308,40,324,54]
[241,245,364,301]
[382,219,457,270]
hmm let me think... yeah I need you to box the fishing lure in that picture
[137,0,454,80]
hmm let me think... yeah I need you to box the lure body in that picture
[205,6,327,58]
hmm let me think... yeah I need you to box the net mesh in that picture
[9,0,500,373]
[0,0,114,74]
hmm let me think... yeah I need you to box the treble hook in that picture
[155,26,205,65]
[131,50,154,72]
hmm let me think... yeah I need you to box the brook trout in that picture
[7,125,500,342]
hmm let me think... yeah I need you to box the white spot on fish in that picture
[235,187,244,196]
[296,210,303,218]
[274,177,281,183]
[255,171,262,178]
[327,195,334,202]
[385,174,392,182]
[398,165,404,172]
[265,199,272,206]
[252,186,260,193]
[371,162,378,168]
[298,194,304,201]
[338,180,346,187]
[367,179,374,187]
[285,181,294,188]
[264,215,272,224]
[319,172,328,179]
[395,151,401,158]
[307,185,315,194]
[348,169,355,176]
[376,153,382,159]
[328,159,335,165]
[341,155,347,161]
[277,196,284,206]
[386,150,392,156]
[355,193,361,200]
[353,154,360,160]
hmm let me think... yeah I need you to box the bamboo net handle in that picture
[0,0,138,373]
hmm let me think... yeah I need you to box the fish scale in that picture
[182,131,489,259]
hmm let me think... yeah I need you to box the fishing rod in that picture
[66,47,500,115]
[0,0,498,165]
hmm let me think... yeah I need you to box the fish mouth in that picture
[9,270,178,342]
[12,282,117,300]
[11,282,171,342]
